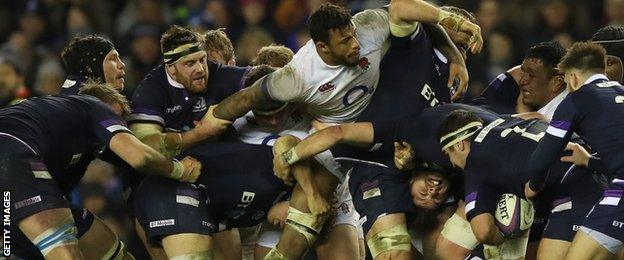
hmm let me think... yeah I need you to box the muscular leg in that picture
[537,239,570,260]
[268,163,338,259]
[434,204,475,259]
[78,215,135,259]
[315,224,360,260]
[213,229,241,260]
[566,229,615,260]
[134,218,168,260]
[366,213,411,260]
[274,135,329,215]
[162,233,213,259]
[19,208,83,260]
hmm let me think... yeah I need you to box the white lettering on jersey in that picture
[420,84,440,107]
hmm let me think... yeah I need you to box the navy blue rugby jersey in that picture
[128,62,250,132]
[0,95,130,191]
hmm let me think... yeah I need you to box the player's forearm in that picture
[179,128,216,150]
[423,23,464,63]
[389,0,442,25]
[214,82,267,121]
[110,133,181,179]
[139,132,182,158]
[527,135,568,191]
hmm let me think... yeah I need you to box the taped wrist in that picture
[282,148,300,166]
[390,21,417,37]
[438,10,465,32]
[285,207,322,246]
[263,247,289,260]
[170,159,185,180]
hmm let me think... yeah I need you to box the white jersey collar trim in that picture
[538,89,569,120]
[166,69,186,89]
[584,74,609,85]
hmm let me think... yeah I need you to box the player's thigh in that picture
[213,229,241,260]
[315,224,360,260]
[77,215,117,259]
[435,210,476,259]
[566,229,615,260]
[162,233,213,259]
[134,218,168,260]
[18,207,83,259]
[536,239,570,260]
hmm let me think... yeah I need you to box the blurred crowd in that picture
[0,0,622,258]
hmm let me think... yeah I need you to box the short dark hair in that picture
[160,25,204,54]
[440,6,477,25]
[61,35,115,81]
[592,25,624,62]
[438,109,484,147]
[525,41,566,75]
[558,41,606,73]
[79,79,131,117]
[308,3,353,43]
[251,44,294,67]
[204,28,235,63]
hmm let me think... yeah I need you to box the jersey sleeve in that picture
[371,117,416,144]
[463,173,501,221]
[470,73,520,114]
[128,78,167,127]
[88,99,132,147]
[527,96,578,191]
[260,64,306,102]
[352,8,391,49]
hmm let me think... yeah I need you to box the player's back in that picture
[468,117,550,194]
[566,79,624,177]
[183,142,291,228]
[0,95,128,190]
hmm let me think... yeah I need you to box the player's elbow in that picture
[473,224,502,246]
[388,0,418,23]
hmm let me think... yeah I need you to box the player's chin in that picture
[345,55,360,67]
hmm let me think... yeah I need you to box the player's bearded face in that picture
[102,50,126,92]
[410,172,449,210]
[327,26,361,66]
[171,51,209,93]
[519,58,556,109]
[606,55,623,83]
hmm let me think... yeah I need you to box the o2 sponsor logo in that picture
[342,85,372,107]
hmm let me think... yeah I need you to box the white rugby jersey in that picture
[261,8,391,123]
[233,111,312,146]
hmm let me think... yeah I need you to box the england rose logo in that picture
[358,57,370,72]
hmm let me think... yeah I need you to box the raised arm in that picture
[109,132,201,182]
[273,122,374,177]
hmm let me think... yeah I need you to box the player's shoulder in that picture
[136,64,168,91]
[352,8,389,29]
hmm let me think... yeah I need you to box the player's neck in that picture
[316,48,342,67]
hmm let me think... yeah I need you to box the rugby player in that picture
[0,81,201,259]
[127,25,251,259]
[212,2,482,258]
[134,141,295,260]
[60,35,126,94]
[592,25,624,84]
[251,44,295,67]
[438,109,606,259]
[472,41,567,119]
[526,42,624,259]
[204,28,236,66]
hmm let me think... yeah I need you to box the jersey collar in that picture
[584,73,609,85]
[165,69,186,89]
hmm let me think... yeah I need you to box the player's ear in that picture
[166,63,176,78]
[315,41,330,55]
[551,73,565,92]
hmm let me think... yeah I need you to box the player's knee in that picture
[285,206,325,246]
[366,224,411,259]
[473,224,497,244]
[30,218,79,257]
[103,238,135,260]
[274,135,301,154]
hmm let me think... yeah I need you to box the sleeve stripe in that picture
[106,125,131,133]
[127,114,165,124]
[546,125,567,138]
[260,74,277,102]
[465,200,476,213]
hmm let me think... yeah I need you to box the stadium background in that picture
[0,0,622,258]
